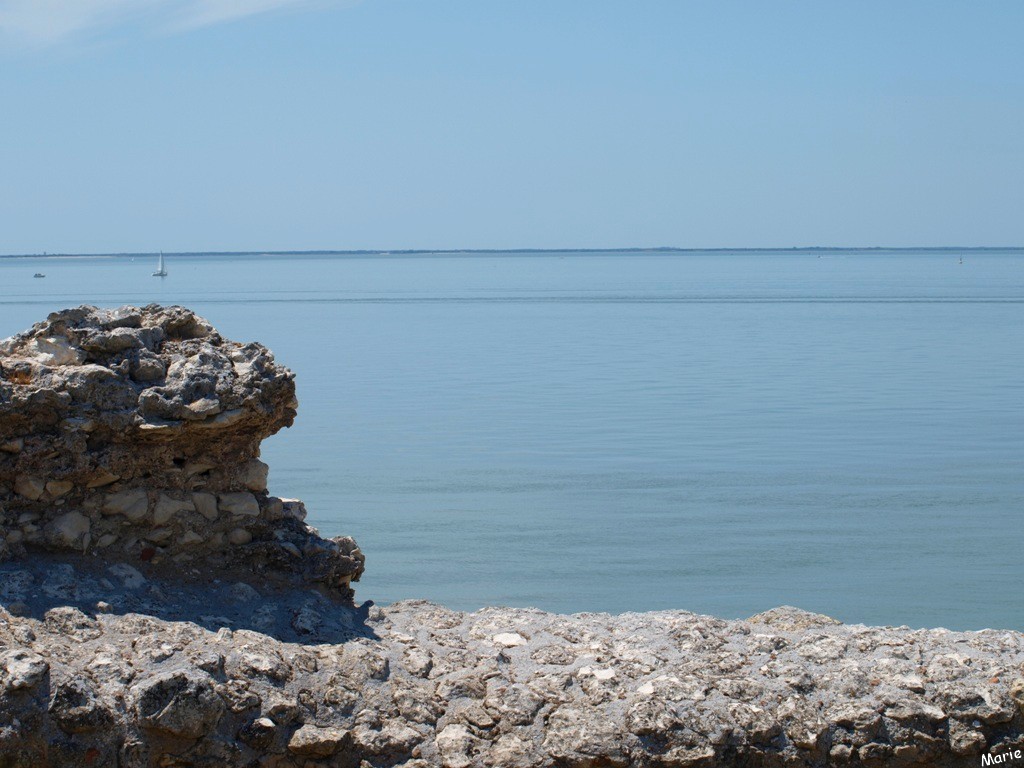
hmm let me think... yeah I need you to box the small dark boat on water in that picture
[33,273,45,278]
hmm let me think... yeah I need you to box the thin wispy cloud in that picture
[0,0,335,46]
[170,0,323,30]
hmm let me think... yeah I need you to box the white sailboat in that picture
[152,252,168,277]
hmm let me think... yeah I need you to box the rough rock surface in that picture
[3,306,1024,767]
[0,305,363,598]
[2,558,1024,767]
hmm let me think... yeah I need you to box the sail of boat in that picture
[153,252,168,277]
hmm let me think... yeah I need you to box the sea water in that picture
[1,250,1022,630]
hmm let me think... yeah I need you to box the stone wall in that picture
[0,305,363,598]
[2,305,1023,767]
[1,582,1023,767]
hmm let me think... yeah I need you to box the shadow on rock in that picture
[0,550,378,645]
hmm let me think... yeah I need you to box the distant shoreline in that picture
[2,246,1023,259]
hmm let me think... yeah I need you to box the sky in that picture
[1,1,1022,253]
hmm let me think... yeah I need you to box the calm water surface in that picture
[1,250,1022,630]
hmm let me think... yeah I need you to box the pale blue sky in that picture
[1,1,1022,253]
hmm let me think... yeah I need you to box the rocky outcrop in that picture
[0,305,363,598]
[2,305,1024,767]
[1,556,1024,767]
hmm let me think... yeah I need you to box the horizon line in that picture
[3,245,1024,259]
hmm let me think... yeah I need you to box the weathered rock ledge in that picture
[2,559,1024,767]
[3,306,1024,766]
[0,305,363,598]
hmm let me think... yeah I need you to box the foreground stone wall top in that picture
[0,305,363,596]
[0,561,1023,768]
